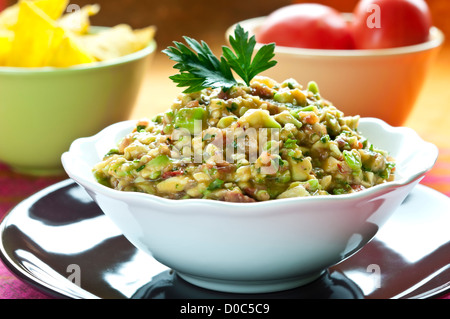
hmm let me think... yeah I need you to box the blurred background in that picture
[5,0,448,51]
[31,0,446,144]
[4,0,448,50]
[3,0,449,146]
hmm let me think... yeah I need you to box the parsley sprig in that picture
[163,24,277,93]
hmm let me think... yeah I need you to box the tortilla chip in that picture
[1,0,155,67]
[132,26,156,49]
[6,1,59,67]
[0,30,13,65]
[0,0,68,30]
[74,24,156,61]
[46,31,95,67]
[58,4,100,35]
[33,0,68,20]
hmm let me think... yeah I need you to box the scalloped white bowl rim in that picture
[61,117,438,209]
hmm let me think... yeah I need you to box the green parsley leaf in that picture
[163,24,277,93]
[163,37,236,93]
[223,24,277,86]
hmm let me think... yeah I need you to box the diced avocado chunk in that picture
[238,109,281,129]
[307,81,320,95]
[273,91,291,103]
[152,114,163,123]
[286,150,312,181]
[174,107,206,134]
[207,178,224,191]
[148,155,171,171]
[217,116,238,128]
[274,88,306,106]
[343,149,362,174]
[325,114,341,137]
[339,115,360,130]
[274,111,303,128]
[156,176,190,193]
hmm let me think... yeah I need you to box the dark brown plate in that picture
[0,180,449,299]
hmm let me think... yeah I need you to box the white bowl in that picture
[226,16,444,127]
[61,118,438,294]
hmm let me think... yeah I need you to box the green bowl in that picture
[0,35,156,176]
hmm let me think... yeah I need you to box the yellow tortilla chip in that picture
[46,33,95,67]
[0,0,68,30]
[33,0,68,20]
[74,24,156,61]
[6,1,56,67]
[0,30,14,65]
[58,4,100,35]
[132,26,156,49]
[1,0,155,67]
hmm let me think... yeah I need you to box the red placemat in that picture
[0,162,65,299]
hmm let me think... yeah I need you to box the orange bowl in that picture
[226,16,444,126]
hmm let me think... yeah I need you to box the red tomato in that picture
[352,0,432,49]
[256,4,355,50]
